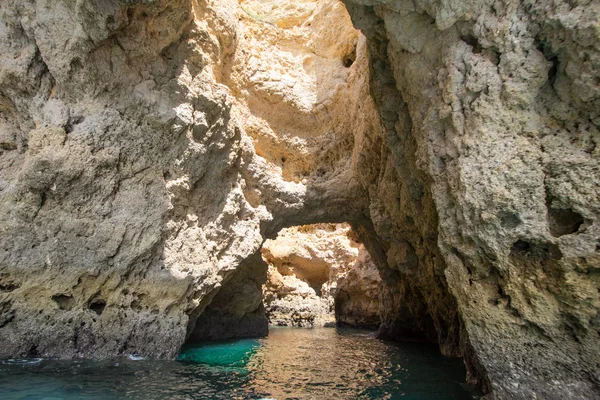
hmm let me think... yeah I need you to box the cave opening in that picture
[179,0,454,370]
[178,222,477,399]
[261,223,382,330]
[184,223,383,343]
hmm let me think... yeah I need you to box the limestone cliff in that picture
[342,0,600,397]
[261,223,380,328]
[0,0,375,358]
[0,0,598,399]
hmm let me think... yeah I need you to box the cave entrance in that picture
[261,223,381,330]
[185,223,382,343]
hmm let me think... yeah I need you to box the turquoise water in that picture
[0,327,480,399]
[177,338,261,367]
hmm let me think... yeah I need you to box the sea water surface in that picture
[0,327,480,399]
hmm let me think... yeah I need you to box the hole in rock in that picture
[546,190,586,237]
[27,345,40,358]
[510,239,562,261]
[52,294,75,311]
[88,299,106,315]
[261,223,382,330]
[547,207,585,237]
[185,250,269,342]
[69,58,83,75]
[510,239,531,255]
[536,38,560,87]
[461,35,482,54]
[343,49,356,68]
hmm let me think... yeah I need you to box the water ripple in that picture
[0,327,480,400]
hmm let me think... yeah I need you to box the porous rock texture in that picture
[0,0,376,359]
[341,0,600,398]
[0,0,599,398]
[261,223,380,328]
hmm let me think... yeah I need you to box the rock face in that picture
[341,0,600,398]
[0,0,598,399]
[333,237,381,329]
[261,223,381,328]
[0,0,376,359]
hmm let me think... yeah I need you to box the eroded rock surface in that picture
[0,0,376,359]
[262,223,380,328]
[342,0,600,398]
[0,0,599,398]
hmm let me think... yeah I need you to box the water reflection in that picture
[178,338,261,367]
[0,327,480,399]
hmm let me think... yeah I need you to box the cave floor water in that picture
[0,327,480,399]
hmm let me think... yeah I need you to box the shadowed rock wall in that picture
[343,0,600,398]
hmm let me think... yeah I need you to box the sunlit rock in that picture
[261,223,380,328]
